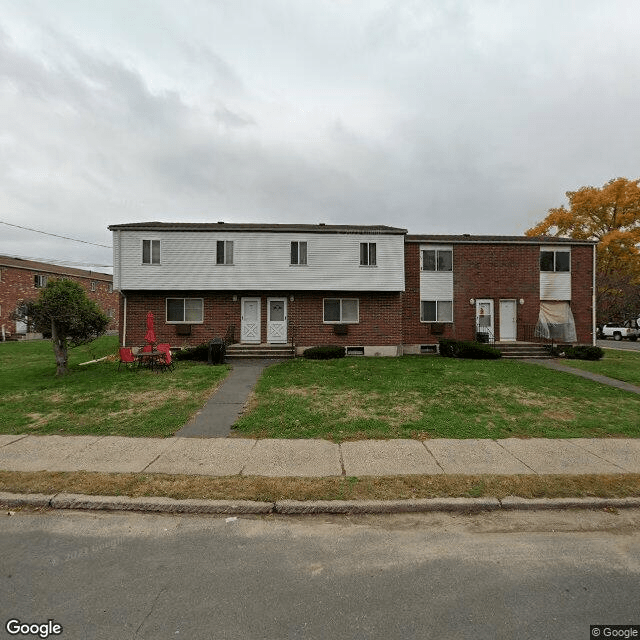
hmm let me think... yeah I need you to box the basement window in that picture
[346,346,365,356]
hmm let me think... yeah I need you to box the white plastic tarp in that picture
[535,301,577,342]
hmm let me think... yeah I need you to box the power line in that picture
[0,220,112,249]
[0,253,112,270]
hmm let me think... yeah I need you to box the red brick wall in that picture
[570,245,596,343]
[0,266,119,336]
[403,242,594,345]
[121,290,403,348]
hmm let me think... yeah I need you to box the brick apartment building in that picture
[0,255,119,340]
[109,222,596,353]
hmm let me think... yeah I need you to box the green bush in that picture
[303,345,346,360]
[564,345,604,361]
[438,339,502,360]
[174,343,210,361]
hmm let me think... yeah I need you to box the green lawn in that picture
[232,355,640,441]
[0,336,230,438]
[560,348,640,387]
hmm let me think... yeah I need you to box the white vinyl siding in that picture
[113,231,405,291]
[540,246,571,300]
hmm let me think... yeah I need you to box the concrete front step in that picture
[226,344,295,359]
[494,342,551,359]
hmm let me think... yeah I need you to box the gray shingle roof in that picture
[0,255,112,280]
[405,234,597,245]
[108,221,408,234]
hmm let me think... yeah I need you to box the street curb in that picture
[2,492,640,515]
[275,498,501,514]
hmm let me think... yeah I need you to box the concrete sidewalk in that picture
[1,434,639,477]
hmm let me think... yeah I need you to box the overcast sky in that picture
[1,0,639,272]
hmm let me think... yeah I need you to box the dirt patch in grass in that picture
[274,387,423,429]
[106,389,193,418]
[1,470,639,502]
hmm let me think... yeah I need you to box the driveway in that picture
[597,338,640,352]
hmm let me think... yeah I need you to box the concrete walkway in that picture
[526,359,640,395]
[1,434,639,477]
[175,359,273,438]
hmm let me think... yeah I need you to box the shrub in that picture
[174,343,210,361]
[303,345,346,360]
[439,339,502,359]
[564,345,604,361]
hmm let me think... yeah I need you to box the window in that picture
[360,242,376,266]
[142,239,160,265]
[166,298,204,323]
[108,283,113,293]
[34,274,48,288]
[422,249,452,271]
[421,300,453,322]
[107,308,115,318]
[216,240,234,265]
[540,250,570,272]
[291,241,307,265]
[91,281,97,292]
[323,298,359,323]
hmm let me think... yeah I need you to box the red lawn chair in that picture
[118,347,136,371]
[156,343,174,372]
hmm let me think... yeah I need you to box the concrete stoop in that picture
[495,342,552,359]
[225,343,295,359]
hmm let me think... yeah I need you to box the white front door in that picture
[241,298,261,343]
[267,298,287,344]
[499,299,517,342]
[475,299,494,339]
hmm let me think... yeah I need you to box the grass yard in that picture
[560,348,640,387]
[0,336,230,438]
[232,355,640,441]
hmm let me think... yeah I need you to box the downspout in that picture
[122,293,127,347]
[592,243,597,346]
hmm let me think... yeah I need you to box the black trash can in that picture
[208,338,226,365]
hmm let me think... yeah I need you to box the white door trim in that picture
[240,297,261,344]
[499,299,517,342]
[475,299,494,339]
[267,297,288,344]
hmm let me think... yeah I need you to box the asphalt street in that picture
[2,509,639,640]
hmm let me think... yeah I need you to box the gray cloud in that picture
[0,1,639,270]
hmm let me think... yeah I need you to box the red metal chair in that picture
[156,343,174,372]
[118,347,136,371]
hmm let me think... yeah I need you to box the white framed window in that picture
[142,239,160,265]
[360,242,377,266]
[166,298,204,323]
[421,300,453,322]
[540,249,570,272]
[422,249,452,272]
[108,283,113,293]
[107,308,115,318]
[323,298,359,323]
[290,241,307,265]
[216,240,234,265]
[34,274,48,288]
[91,281,97,292]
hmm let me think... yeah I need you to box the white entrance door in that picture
[499,299,517,342]
[267,298,287,344]
[475,299,494,339]
[241,298,261,343]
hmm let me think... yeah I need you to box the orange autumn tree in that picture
[526,177,640,323]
